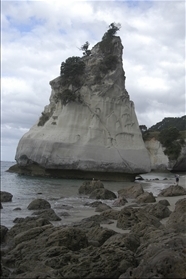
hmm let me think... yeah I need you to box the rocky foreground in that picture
[1,181,186,278]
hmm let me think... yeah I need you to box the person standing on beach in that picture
[175,174,179,185]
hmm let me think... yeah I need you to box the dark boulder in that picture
[117,207,163,230]
[0,225,8,243]
[27,198,51,210]
[78,180,104,195]
[118,184,144,199]
[46,227,88,251]
[89,188,117,200]
[7,216,51,239]
[86,226,116,246]
[120,234,186,279]
[166,198,186,233]
[158,185,186,197]
[13,207,21,211]
[32,208,61,221]
[100,209,120,220]
[158,199,170,206]
[136,191,156,203]
[113,197,128,207]
[0,191,13,202]
[144,201,171,219]
[85,201,103,207]
[13,217,25,223]
[95,203,111,212]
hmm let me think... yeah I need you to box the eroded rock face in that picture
[145,138,186,172]
[14,36,150,181]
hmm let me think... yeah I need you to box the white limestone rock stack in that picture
[14,36,151,181]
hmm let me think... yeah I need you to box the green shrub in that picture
[164,141,182,160]
[80,41,91,56]
[38,112,50,126]
[59,89,76,106]
[60,56,85,86]
[100,22,121,55]
[102,23,121,41]
[158,127,180,146]
[158,127,182,160]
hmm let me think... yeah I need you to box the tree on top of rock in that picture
[102,22,121,40]
[80,41,91,56]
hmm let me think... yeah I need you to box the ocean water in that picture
[1,161,184,229]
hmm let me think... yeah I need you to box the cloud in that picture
[1,0,185,161]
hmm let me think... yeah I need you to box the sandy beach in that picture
[55,175,186,233]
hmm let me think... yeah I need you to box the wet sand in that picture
[61,175,186,232]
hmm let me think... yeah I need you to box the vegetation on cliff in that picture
[80,41,91,56]
[38,22,122,126]
[60,56,85,87]
[99,23,120,74]
[57,22,121,107]
[140,116,186,160]
[148,115,186,132]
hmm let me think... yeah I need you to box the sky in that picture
[1,0,185,162]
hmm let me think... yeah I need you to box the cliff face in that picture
[145,139,169,171]
[14,36,151,180]
[145,139,186,172]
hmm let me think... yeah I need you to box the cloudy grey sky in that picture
[1,0,185,162]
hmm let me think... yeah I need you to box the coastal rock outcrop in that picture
[12,35,151,181]
[145,138,186,172]
[1,194,186,278]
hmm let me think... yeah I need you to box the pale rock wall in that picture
[145,139,186,172]
[15,37,151,177]
[145,138,169,171]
